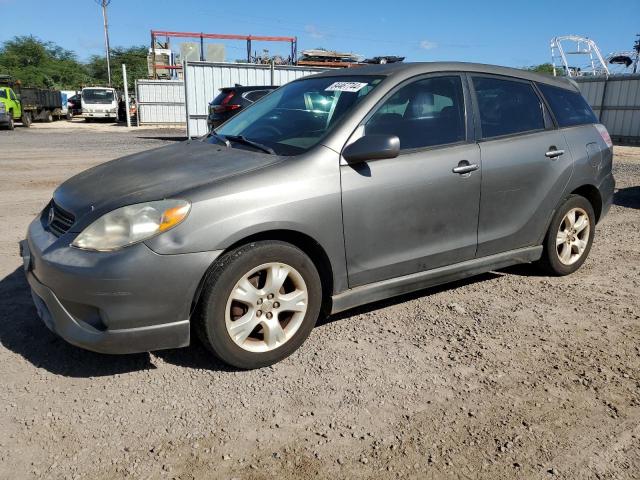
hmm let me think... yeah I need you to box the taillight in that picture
[595,124,613,148]
[213,104,241,114]
[212,91,241,114]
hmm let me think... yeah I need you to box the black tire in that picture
[21,112,32,128]
[539,194,595,276]
[46,111,53,122]
[6,112,14,130]
[196,241,322,369]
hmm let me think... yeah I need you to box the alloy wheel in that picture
[225,262,308,353]
[556,207,590,266]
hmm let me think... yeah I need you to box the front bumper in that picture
[0,112,10,124]
[21,217,222,354]
[84,112,117,118]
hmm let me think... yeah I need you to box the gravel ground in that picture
[0,122,638,480]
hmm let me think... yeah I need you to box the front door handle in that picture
[452,161,479,174]
[545,148,565,158]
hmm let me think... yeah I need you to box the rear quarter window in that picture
[538,83,598,127]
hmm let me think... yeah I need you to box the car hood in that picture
[53,140,282,227]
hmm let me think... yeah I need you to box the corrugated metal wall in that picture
[184,61,328,137]
[136,79,185,125]
[575,75,640,143]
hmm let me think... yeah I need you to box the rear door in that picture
[471,75,574,257]
[341,74,481,287]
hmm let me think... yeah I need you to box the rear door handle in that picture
[545,149,565,158]
[452,162,479,174]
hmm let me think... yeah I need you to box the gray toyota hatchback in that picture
[21,62,614,369]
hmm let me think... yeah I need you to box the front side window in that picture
[9,90,17,101]
[473,77,545,139]
[537,83,598,127]
[365,76,466,150]
[213,76,383,155]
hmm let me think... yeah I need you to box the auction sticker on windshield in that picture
[325,82,369,92]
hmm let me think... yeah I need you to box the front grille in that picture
[47,201,75,237]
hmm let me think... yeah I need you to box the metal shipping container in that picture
[575,75,640,144]
[184,61,328,137]
[136,79,185,125]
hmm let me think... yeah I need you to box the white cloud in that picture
[420,40,438,50]
[305,25,324,40]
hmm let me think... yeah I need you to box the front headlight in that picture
[72,199,190,251]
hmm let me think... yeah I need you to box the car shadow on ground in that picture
[614,186,640,209]
[0,267,155,378]
[1,264,537,376]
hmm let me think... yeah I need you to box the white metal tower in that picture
[550,35,609,77]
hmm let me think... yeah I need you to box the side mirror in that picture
[342,134,400,164]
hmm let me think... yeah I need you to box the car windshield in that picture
[210,76,383,155]
[83,89,115,104]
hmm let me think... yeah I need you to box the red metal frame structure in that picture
[150,30,298,77]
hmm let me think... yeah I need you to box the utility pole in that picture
[633,34,640,74]
[95,0,112,86]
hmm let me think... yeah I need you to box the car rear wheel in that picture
[196,241,322,369]
[539,194,595,276]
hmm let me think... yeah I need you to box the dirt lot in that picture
[0,121,638,480]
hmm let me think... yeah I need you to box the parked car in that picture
[21,62,614,369]
[67,94,82,117]
[207,85,277,129]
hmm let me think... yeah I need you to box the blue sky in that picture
[1,0,637,67]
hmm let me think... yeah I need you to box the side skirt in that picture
[330,246,543,315]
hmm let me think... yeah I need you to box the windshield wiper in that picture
[210,129,230,147]
[224,135,275,155]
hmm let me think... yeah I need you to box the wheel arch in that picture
[571,184,602,223]
[190,229,335,318]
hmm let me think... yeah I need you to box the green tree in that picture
[524,63,556,75]
[0,35,92,88]
[86,46,148,90]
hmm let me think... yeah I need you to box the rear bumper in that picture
[598,172,615,221]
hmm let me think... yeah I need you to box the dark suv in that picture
[207,85,277,129]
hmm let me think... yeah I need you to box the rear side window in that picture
[244,90,270,102]
[473,77,545,139]
[366,75,466,150]
[538,83,598,127]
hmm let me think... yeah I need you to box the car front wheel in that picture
[540,194,595,276]
[196,241,322,369]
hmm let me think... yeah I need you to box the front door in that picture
[341,74,482,287]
